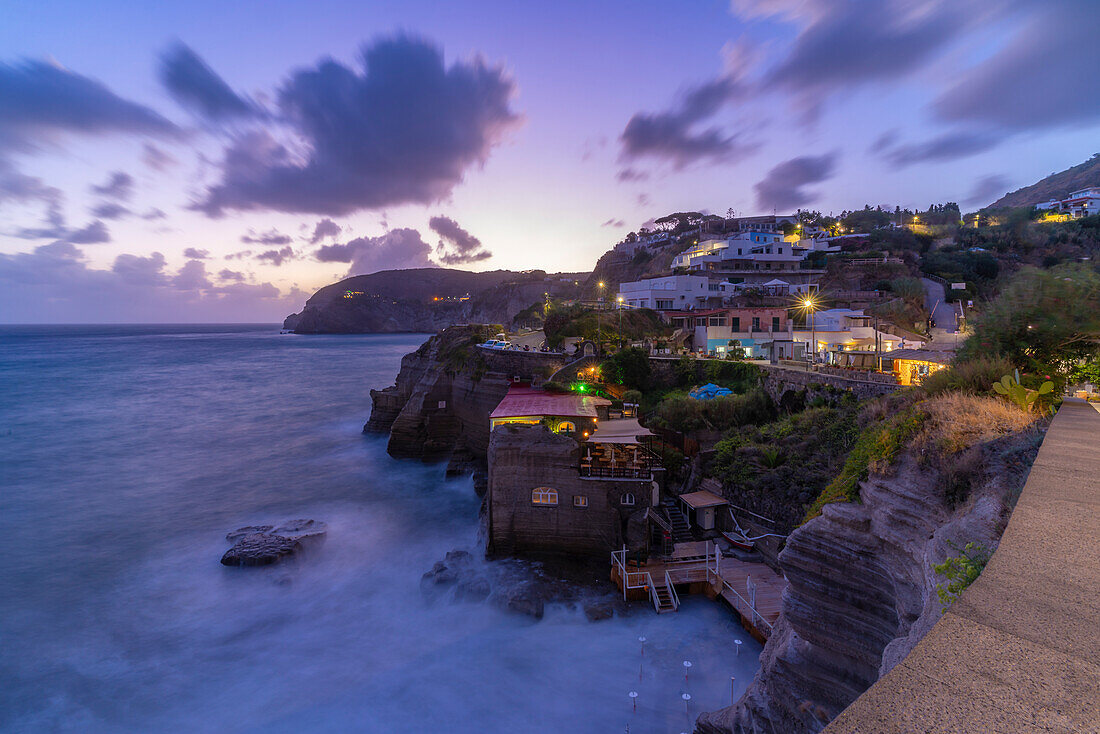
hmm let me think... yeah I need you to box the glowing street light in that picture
[617,295,625,348]
[799,293,821,369]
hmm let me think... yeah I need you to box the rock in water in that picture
[226,525,273,542]
[221,533,301,567]
[221,519,327,567]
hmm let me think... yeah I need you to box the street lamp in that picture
[617,295,625,349]
[597,281,605,354]
[800,293,820,369]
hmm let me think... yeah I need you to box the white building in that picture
[672,231,807,271]
[1060,188,1100,218]
[617,275,733,311]
[792,309,912,362]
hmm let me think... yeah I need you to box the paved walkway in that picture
[826,399,1100,733]
[922,277,961,333]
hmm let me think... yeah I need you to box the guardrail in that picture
[665,570,680,611]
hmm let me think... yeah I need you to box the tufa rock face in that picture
[220,520,327,567]
[365,327,512,463]
[697,436,1038,734]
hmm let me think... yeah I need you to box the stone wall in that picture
[487,424,652,557]
[476,346,567,381]
[757,364,899,404]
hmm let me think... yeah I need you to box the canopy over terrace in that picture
[882,348,953,386]
[585,418,655,444]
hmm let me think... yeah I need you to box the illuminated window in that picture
[573,495,588,508]
[557,421,576,434]
[622,493,636,506]
[532,487,558,506]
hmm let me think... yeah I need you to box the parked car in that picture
[493,341,513,350]
[479,339,501,348]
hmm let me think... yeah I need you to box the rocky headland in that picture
[284,267,585,333]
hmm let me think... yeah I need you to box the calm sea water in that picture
[0,325,760,733]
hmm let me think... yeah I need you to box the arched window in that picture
[557,421,576,434]
[531,487,558,506]
[622,493,636,506]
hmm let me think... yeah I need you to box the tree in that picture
[601,347,651,390]
[960,264,1100,377]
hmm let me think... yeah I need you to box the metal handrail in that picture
[665,570,680,610]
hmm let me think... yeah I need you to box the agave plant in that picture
[992,369,1053,413]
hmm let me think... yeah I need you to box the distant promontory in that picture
[283,267,587,333]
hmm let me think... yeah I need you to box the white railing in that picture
[647,574,662,611]
[705,542,774,632]
[613,547,654,602]
[664,570,680,611]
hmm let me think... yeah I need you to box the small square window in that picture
[573,495,588,508]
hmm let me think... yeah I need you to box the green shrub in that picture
[802,407,926,523]
[933,541,991,611]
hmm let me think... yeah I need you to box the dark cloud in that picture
[225,250,251,260]
[183,247,209,259]
[879,131,1002,166]
[616,168,649,182]
[315,228,435,275]
[218,268,245,282]
[90,171,133,200]
[601,218,625,228]
[159,44,260,121]
[619,76,755,168]
[754,152,837,211]
[935,3,1100,132]
[67,220,111,244]
[0,59,179,152]
[90,201,131,220]
[759,0,969,117]
[240,228,292,245]
[309,217,341,243]
[963,174,1011,207]
[193,35,520,217]
[636,193,651,207]
[141,207,167,220]
[255,246,296,266]
[142,143,177,171]
[428,215,491,265]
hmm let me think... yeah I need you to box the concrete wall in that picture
[825,400,1100,733]
[488,424,652,557]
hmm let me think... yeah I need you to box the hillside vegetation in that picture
[987,153,1100,209]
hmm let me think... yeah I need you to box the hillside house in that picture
[489,386,611,437]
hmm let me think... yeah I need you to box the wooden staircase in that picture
[651,577,678,614]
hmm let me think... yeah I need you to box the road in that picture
[921,277,959,332]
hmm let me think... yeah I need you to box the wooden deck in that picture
[612,540,787,641]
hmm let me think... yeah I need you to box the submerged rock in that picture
[420,549,493,604]
[493,583,545,620]
[583,599,614,622]
[221,520,327,567]
[221,533,301,567]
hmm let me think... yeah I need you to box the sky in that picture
[1,0,1099,322]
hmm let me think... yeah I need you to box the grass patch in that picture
[802,406,927,524]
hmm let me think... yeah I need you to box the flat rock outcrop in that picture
[698,433,1040,734]
[220,520,327,567]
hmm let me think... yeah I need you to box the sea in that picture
[0,324,760,733]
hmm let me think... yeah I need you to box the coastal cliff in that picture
[696,428,1041,733]
[366,327,512,466]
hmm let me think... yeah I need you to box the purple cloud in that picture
[90,171,133,201]
[428,215,491,265]
[183,247,209,259]
[159,44,260,121]
[309,218,342,243]
[255,246,296,266]
[754,152,837,211]
[193,34,520,217]
[315,228,435,275]
[240,228,292,245]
